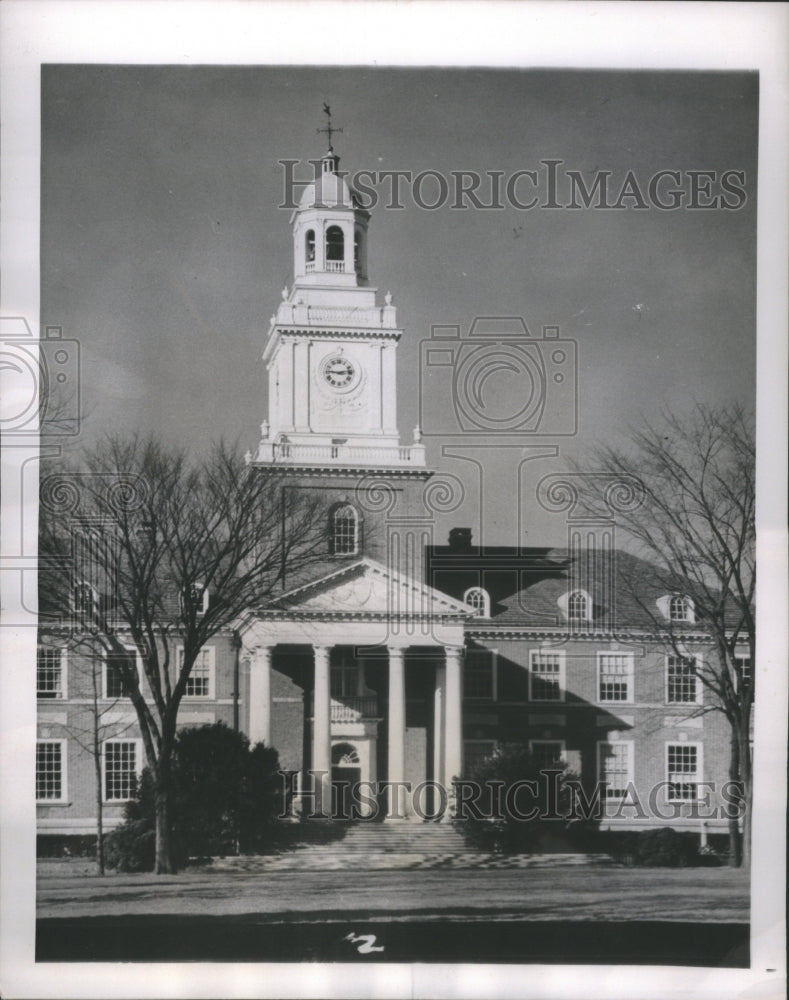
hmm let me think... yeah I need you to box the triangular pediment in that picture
[268,558,474,618]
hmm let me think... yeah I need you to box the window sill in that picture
[36,800,71,807]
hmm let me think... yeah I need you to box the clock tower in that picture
[252,142,425,469]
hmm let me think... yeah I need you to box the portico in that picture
[241,558,473,820]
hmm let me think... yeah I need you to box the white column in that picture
[312,645,332,816]
[444,645,464,817]
[248,646,272,745]
[387,646,407,819]
[433,662,446,812]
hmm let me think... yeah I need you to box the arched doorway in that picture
[331,742,361,821]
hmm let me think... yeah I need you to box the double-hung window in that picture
[530,740,566,770]
[597,652,634,703]
[103,647,140,700]
[666,743,701,801]
[597,741,634,800]
[529,650,565,701]
[464,648,496,700]
[36,740,67,801]
[37,647,65,699]
[666,655,699,704]
[734,652,752,693]
[104,740,140,801]
[180,646,215,699]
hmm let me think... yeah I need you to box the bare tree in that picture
[39,436,325,873]
[576,403,755,867]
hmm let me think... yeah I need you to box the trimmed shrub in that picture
[37,835,97,859]
[462,742,579,853]
[635,827,698,867]
[105,723,283,871]
[104,817,156,873]
[597,827,724,867]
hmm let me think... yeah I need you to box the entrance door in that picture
[331,765,361,820]
[331,742,362,820]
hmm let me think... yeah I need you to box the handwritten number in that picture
[344,931,384,954]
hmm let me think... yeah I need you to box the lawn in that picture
[37,860,749,923]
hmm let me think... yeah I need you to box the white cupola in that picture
[251,114,426,472]
[291,146,371,289]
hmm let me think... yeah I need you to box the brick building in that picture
[36,137,743,840]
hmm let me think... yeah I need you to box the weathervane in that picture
[317,103,343,149]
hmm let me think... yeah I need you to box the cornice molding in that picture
[271,327,402,342]
[250,463,434,480]
[466,626,716,642]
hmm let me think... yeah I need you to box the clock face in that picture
[321,354,357,390]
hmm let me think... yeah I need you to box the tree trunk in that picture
[154,765,174,874]
[727,727,743,867]
[94,748,105,876]
[91,662,105,875]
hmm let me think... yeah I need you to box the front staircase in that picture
[200,822,613,872]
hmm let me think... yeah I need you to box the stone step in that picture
[203,852,615,873]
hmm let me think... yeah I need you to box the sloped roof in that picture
[481,548,741,632]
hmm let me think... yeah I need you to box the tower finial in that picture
[317,102,343,152]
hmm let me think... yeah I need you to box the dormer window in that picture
[305,229,316,263]
[325,226,344,269]
[559,588,592,623]
[464,587,490,618]
[180,583,209,618]
[330,504,359,556]
[73,581,97,616]
[657,594,696,624]
[567,591,589,622]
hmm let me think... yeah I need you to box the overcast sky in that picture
[42,66,757,545]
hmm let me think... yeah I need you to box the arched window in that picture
[332,742,360,766]
[464,587,490,617]
[305,229,316,263]
[180,583,208,618]
[567,590,589,621]
[325,225,344,263]
[670,596,691,622]
[330,504,359,555]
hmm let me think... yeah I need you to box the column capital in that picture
[252,644,273,660]
[387,645,406,660]
[444,644,465,660]
[312,644,331,659]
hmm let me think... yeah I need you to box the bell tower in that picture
[251,116,425,470]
